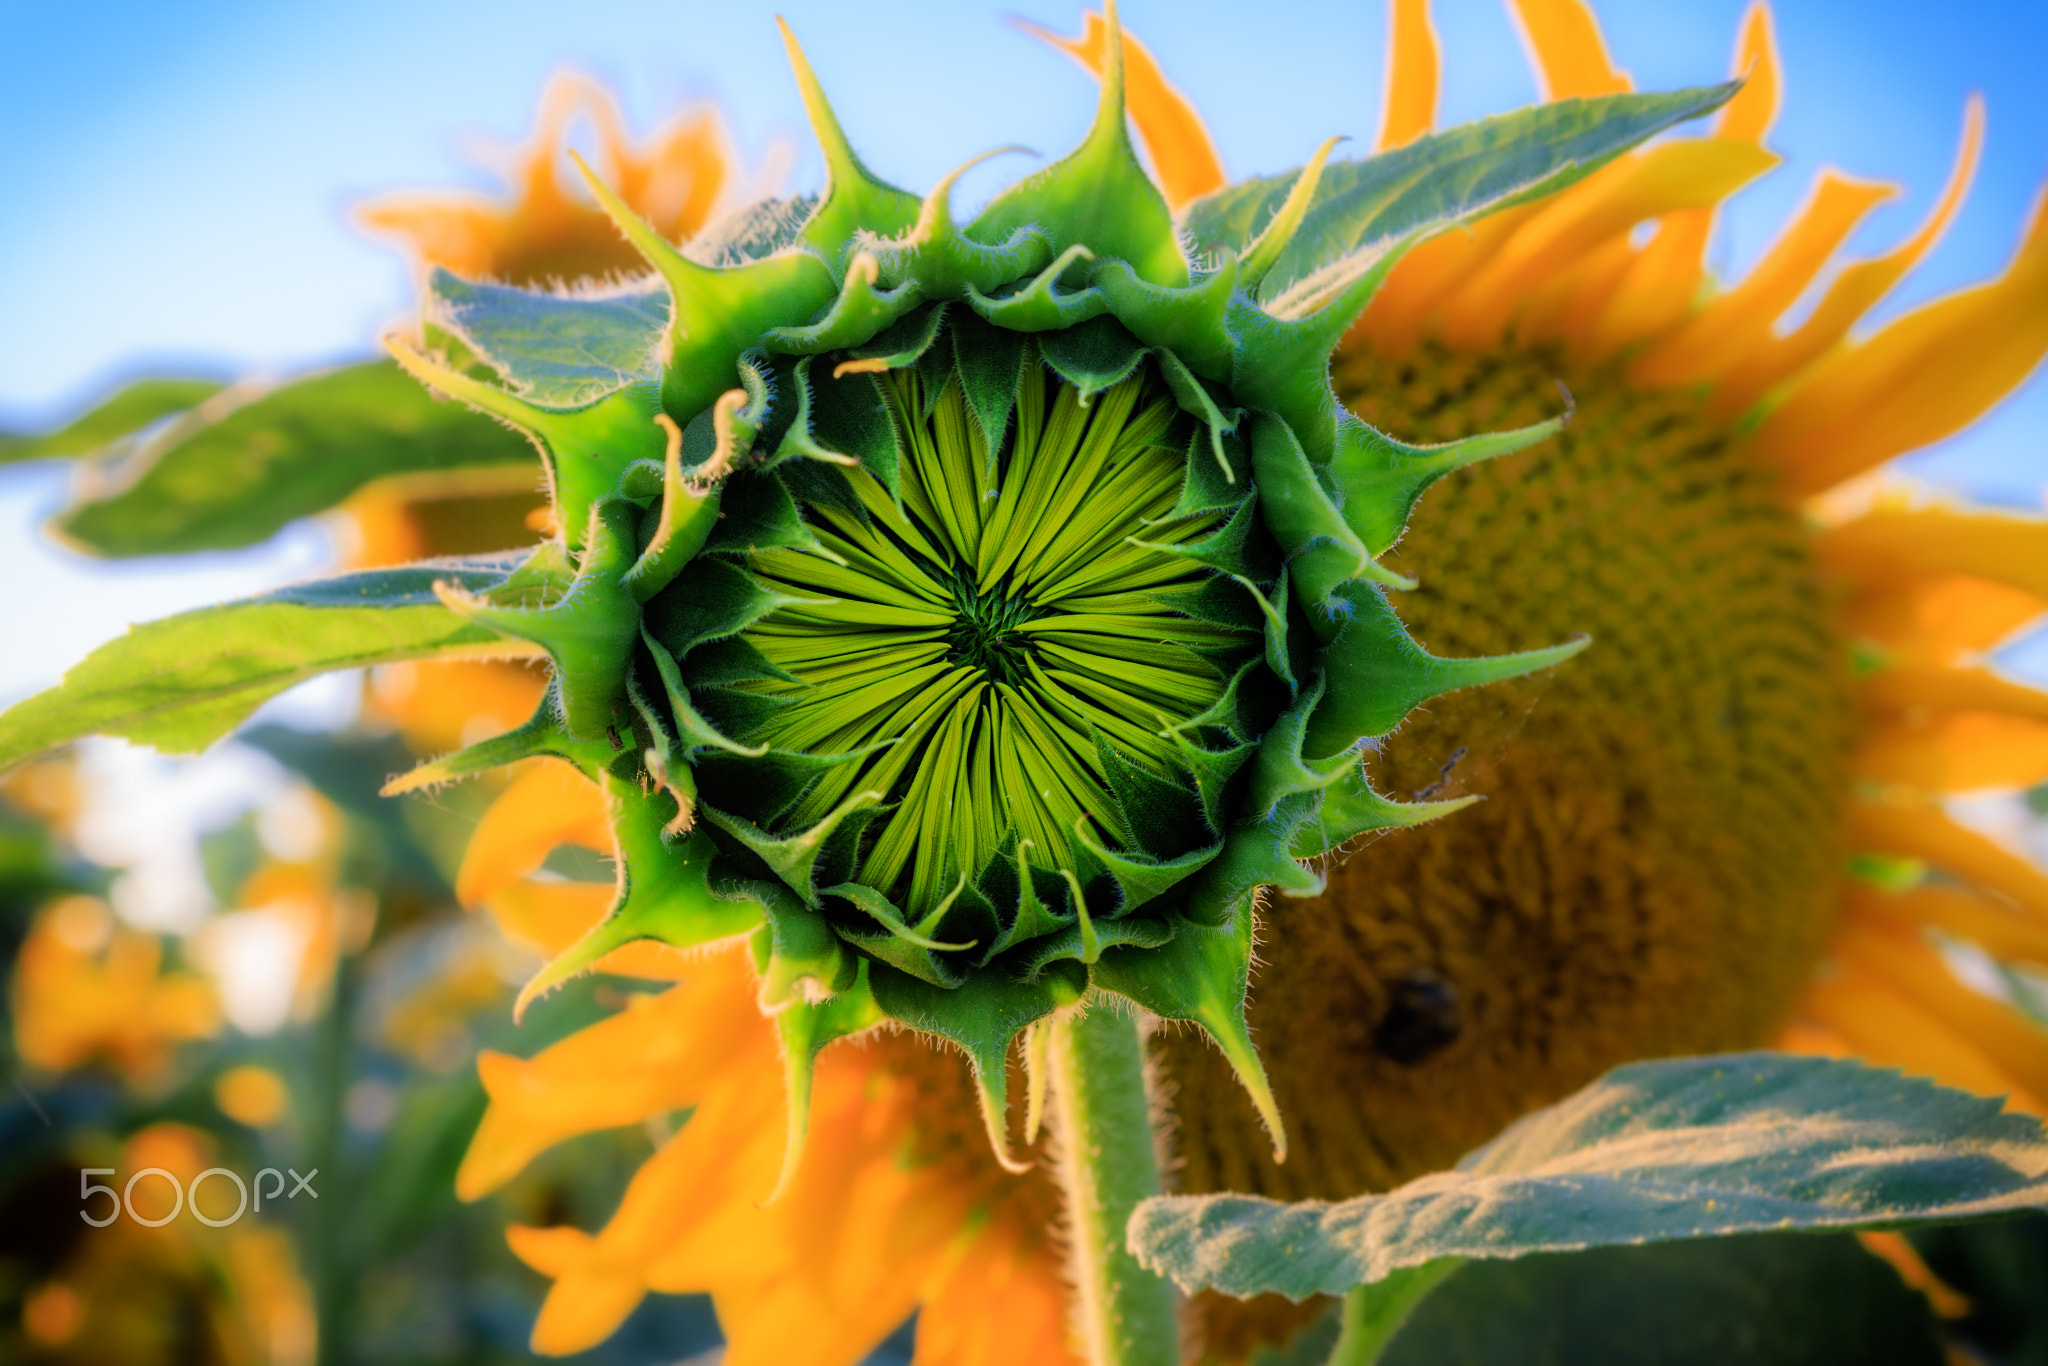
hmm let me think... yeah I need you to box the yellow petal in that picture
[1748,141,2048,497]
[515,1056,786,1354]
[1509,232,1631,344]
[456,759,613,907]
[1714,3,1782,144]
[1859,662,2048,722]
[1583,3,1780,354]
[1796,965,2045,1114]
[512,1225,652,1357]
[366,658,547,755]
[1587,208,1713,355]
[1630,170,1895,389]
[1833,919,2048,1106]
[1717,109,1982,421]
[359,73,739,286]
[478,879,610,957]
[1374,0,1440,152]
[1849,798,2048,920]
[458,953,766,1198]
[1351,202,1538,352]
[1846,883,2048,971]
[1505,0,1631,99]
[1856,1231,1973,1320]
[1437,139,1778,347]
[1817,506,2048,603]
[1013,11,1226,209]
[1838,574,2045,664]
[913,1220,1081,1366]
[1856,713,2048,791]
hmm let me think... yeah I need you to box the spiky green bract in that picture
[0,9,1736,1176]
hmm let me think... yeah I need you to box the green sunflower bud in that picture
[366,6,1736,1184]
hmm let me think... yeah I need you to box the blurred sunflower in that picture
[3,762,218,1084]
[5,1123,316,1366]
[352,3,2048,1362]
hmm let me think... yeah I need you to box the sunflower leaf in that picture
[0,377,224,465]
[426,269,668,405]
[1180,82,1741,318]
[0,552,543,770]
[54,362,535,556]
[1130,1052,2048,1302]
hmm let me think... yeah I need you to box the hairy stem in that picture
[1050,1002,1179,1366]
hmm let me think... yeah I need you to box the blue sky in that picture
[1,0,2045,700]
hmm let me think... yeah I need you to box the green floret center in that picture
[943,578,1044,687]
[736,355,1250,915]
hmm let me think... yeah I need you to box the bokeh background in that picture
[2,2,2046,1362]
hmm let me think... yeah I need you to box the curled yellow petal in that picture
[1505,0,1631,99]
[1631,169,1897,389]
[460,961,765,1198]
[1714,2,1782,144]
[455,759,614,907]
[359,72,738,286]
[1375,0,1440,152]
[511,1223,651,1357]
[1722,98,1985,420]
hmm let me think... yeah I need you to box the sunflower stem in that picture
[1050,1001,1179,1366]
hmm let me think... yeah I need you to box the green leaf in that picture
[0,552,538,769]
[1130,1052,2048,1301]
[1373,1234,1947,1366]
[0,377,224,464]
[1181,83,1738,318]
[426,269,667,406]
[54,362,535,556]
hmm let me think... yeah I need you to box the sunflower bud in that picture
[382,4,1602,1182]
